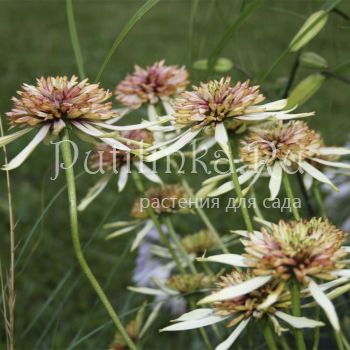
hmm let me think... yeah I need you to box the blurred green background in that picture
[1,0,350,349]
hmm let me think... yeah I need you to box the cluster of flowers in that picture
[2,59,350,350]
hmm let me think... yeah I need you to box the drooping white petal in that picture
[310,157,350,170]
[215,318,250,350]
[93,117,171,131]
[215,123,229,155]
[134,161,162,184]
[275,311,324,329]
[117,164,129,192]
[148,104,159,122]
[2,124,50,170]
[319,147,350,156]
[303,173,314,191]
[146,129,201,162]
[171,309,214,322]
[276,111,314,120]
[246,99,287,112]
[106,108,130,124]
[128,286,168,297]
[230,230,263,239]
[160,315,228,332]
[78,173,113,211]
[269,162,282,200]
[198,276,272,304]
[308,279,340,331]
[196,136,217,154]
[197,254,249,267]
[203,173,230,186]
[343,247,350,253]
[72,121,130,151]
[299,161,338,191]
[0,127,33,147]
[131,220,154,251]
[105,224,139,240]
[208,171,255,197]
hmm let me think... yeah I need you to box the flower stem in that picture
[282,174,301,220]
[335,331,345,350]
[262,321,278,350]
[131,171,186,274]
[312,309,320,350]
[291,280,306,350]
[164,217,197,274]
[60,129,137,350]
[227,142,254,232]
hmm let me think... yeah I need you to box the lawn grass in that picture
[1,0,350,348]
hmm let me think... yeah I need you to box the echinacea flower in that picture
[198,218,350,331]
[161,270,323,350]
[146,77,313,162]
[1,75,162,170]
[115,60,189,111]
[205,120,350,199]
[78,129,162,211]
[104,184,190,251]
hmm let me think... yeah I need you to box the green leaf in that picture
[286,73,325,108]
[300,51,328,69]
[289,11,328,52]
[95,0,160,82]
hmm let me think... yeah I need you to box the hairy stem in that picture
[60,129,137,350]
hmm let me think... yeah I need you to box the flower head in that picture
[1,75,134,170]
[116,60,189,109]
[7,75,114,127]
[243,218,347,284]
[240,120,323,170]
[181,230,218,255]
[131,184,188,218]
[174,78,265,128]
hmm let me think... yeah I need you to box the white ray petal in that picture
[133,161,162,184]
[195,136,217,154]
[162,100,175,115]
[308,279,340,331]
[246,99,287,112]
[105,225,139,240]
[269,162,282,200]
[299,161,338,191]
[117,164,129,192]
[128,286,168,297]
[215,318,250,350]
[198,276,272,304]
[311,157,350,170]
[203,173,230,185]
[343,247,350,253]
[131,220,154,251]
[215,123,229,155]
[93,117,170,131]
[2,124,50,170]
[208,171,255,197]
[78,173,113,211]
[230,230,263,239]
[319,147,350,156]
[171,309,214,322]
[276,111,314,120]
[332,269,350,278]
[275,311,324,328]
[146,129,201,162]
[160,315,227,332]
[148,104,159,122]
[197,254,249,267]
[0,127,33,147]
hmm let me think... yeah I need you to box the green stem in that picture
[60,130,137,350]
[312,308,320,350]
[291,280,306,350]
[313,185,327,219]
[227,142,254,232]
[283,174,301,220]
[164,217,197,274]
[262,321,278,350]
[131,171,185,274]
[335,331,345,350]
